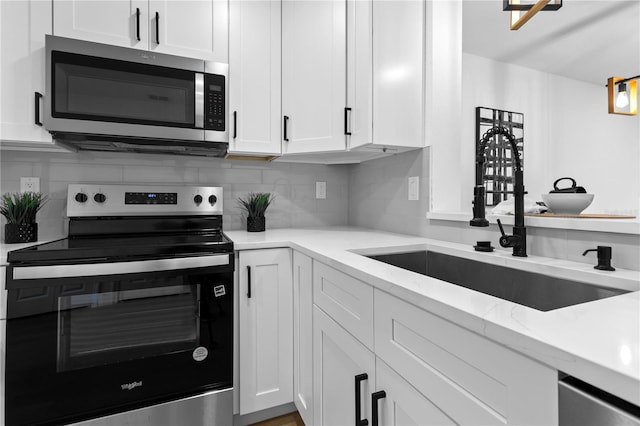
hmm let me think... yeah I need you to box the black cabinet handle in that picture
[344,107,352,135]
[34,92,43,126]
[233,111,237,139]
[283,115,289,141]
[155,12,160,44]
[371,390,386,426]
[247,265,252,298]
[135,8,141,41]
[355,374,369,426]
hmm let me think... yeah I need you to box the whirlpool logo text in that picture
[121,381,143,391]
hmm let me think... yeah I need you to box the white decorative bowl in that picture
[541,193,594,215]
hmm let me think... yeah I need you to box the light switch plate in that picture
[316,182,326,199]
[20,177,40,193]
[408,176,419,200]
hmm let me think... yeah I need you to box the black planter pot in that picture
[247,216,266,232]
[5,223,38,243]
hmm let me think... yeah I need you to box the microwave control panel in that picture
[205,74,225,131]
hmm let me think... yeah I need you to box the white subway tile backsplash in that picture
[123,165,198,183]
[1,150,349,234]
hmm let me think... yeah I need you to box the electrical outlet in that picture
[408,176,419,200]
[316,181,326,199]
[20,177,40,193]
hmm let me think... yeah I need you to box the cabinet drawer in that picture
[375,290,557,425]
[313,261,374,350]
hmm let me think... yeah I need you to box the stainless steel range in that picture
[4,184,234,426]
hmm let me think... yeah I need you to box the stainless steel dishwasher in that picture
[559,375,640,425]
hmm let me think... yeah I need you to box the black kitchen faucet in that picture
[470,126,527,257]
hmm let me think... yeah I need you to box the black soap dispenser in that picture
[582,246,615,271]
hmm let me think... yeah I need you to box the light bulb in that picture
[616,82,629,108]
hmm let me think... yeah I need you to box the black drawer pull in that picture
[355,374,369,426]
[371,390,386,426]
[247,265,252,298]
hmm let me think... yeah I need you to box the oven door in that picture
[5,254,233,426]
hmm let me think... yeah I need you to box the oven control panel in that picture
[67,184,223,217]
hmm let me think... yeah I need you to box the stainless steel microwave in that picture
[44,35,228,157]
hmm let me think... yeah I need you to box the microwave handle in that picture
[195,73,204,128]
[12,254,230,280]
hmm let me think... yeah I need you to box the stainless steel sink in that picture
[367,251,629,311]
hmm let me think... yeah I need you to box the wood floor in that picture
[250,411,305,426]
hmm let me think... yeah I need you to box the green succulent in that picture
[0,192,48,224]
[237,192,274,217]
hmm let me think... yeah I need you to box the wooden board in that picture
[526,213,636,219]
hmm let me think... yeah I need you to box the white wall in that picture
[0,150,350,240]
[349,53,640,271]
[460,53,640,215]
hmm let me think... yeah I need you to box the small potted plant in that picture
[1,191,48,243]
[237,192,274,232]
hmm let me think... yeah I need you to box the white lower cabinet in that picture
[313,305,375,426]
[375,358,455,426]
[238,248,293,415]
[374,289,558,425]
[293,252,313,425]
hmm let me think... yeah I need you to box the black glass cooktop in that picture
[7,233,233,265]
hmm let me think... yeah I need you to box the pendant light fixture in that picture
[607,76,639,116]
[504,0,562,30]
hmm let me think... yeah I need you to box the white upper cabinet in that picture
[149,0,228,62]
[349,0,425,152]
[53,0,228,62]
[53,0,148,50]
[279,0,426,163]
[228,0,281,157]
[281,0,347,154]
[0,0,55,147]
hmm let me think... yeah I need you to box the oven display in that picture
[125,192,178,204]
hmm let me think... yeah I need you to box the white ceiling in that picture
[462,0,640,86]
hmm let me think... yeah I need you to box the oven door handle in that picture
[12,254,230,280]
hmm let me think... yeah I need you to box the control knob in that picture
[94,193,106,203]
[194,194,203,205]
[75,193,88,203]
[208,195,217,205]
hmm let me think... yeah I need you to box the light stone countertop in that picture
[226,226,640,406]
[3,227,639,406]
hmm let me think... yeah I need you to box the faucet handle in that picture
[496,218,518,248]
[496,218,507,237]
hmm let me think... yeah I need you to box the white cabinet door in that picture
[375,358,456,426]
[281,0,346,154]
[238,248,293,415]
[375,290,558,425]
[371,0,424,149]
[149,0,228,62]
[53,0,148,49]
[293,251,313,426]
[346,0,372,150]
[313,305,375,426]
[228,0,281,157]
[0,0,54,146]
[348,0,425,151]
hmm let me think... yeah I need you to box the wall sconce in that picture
[608,76,639,116]
[504,0,562,30]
